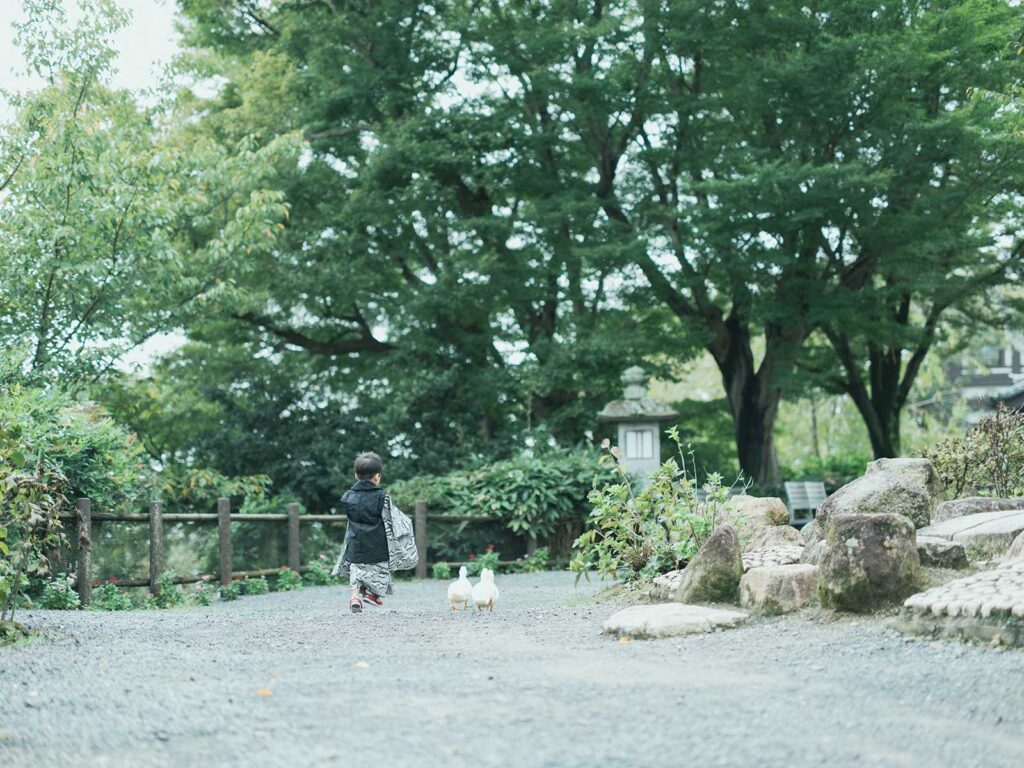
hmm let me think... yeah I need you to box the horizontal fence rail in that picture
[60,497,505,605]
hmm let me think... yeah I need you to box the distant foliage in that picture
[924,405,1024,498]
[571,428,740,583]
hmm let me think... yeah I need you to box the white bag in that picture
[384,496,419,572]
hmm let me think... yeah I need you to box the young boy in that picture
[334,452,391,613]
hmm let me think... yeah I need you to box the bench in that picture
[784,481,827,527]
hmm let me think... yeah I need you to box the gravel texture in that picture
[3,571,1024,768]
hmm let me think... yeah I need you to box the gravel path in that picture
[3,571,1023,768]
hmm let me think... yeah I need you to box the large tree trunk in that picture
[710,315,787,487]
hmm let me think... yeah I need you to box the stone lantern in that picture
[597,366,679,487]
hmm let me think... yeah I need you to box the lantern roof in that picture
[597,366,679,423]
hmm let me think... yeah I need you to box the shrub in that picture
[1,366,147,622]
[244,576,270,595]
[431,562,452,580]
[303,556,336,586]
[189,580,216,606]
[275,567,302,591]
[153,571,187,608]
[220,580,243,601]
[467,546,500,576]
[91,580,133,611]
[571,428,740,584]
[39,575,80,610]
[390,449,618,539]
[924,405,1024,498]
[517,546,550,574]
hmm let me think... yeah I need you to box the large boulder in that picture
[671,524,743,604]
[721,496,790,548]
[865,457,943,504]
[818,471,932,529]
[1007,531,1024,562]
[745,524,803,552]
[801,519,822,547]
[817,513,920,612]
[934,497,1024,523]
[801,539,827,567]
[740,564,819,615]
[916,535,969,569]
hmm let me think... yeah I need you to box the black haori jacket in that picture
[340,480,389,564]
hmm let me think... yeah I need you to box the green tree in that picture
[801,1,1024,457]
[0,0,298,385]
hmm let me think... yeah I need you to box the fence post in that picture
[287,502,301,572]
[414,500,427,579]
[75,498,92,607]
[217,497,232,587]
[149,501,164,592]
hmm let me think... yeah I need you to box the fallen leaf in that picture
[355,661,370,669]
[257,688,272,697]
[618,637,630,645]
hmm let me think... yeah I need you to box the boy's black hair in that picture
[354,451,383,480]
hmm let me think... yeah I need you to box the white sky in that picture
[0,0,180,113]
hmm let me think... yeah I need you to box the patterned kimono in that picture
[332,494,418,595]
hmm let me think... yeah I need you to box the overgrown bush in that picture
[571,428,740,584]
[389,449,618,561]
[303,556,336,586]
[517,546,550,573]
[244,576,270,595]
[467,546,500,576]
[39,575,80,610]
[1,368,149,621]
[431,562,452,580]
[91,580,133,611]
[189,580,216,606]
[220,581,243,601]
[275,567,302,591]
[923,405,1024,498]
[153,571,187,608]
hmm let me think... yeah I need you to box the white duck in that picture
[447,566,474,613]
[472,567,499,611]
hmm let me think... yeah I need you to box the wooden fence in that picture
[60,497,505,606]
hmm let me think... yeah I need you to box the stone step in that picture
[896,560,1024,647]
[602,604,749,640]
[916,509,1024,561]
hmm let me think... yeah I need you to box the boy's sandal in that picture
[363,593,384,607]
[349,595,363,613]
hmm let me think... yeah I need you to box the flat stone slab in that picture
[896,560,1024,647]
[603,604,749,640]
[916,509,1024,561]
[742,544,804,571]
